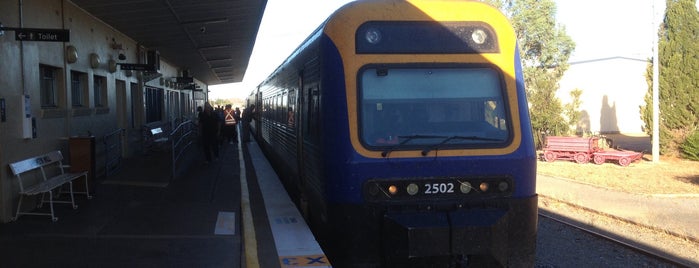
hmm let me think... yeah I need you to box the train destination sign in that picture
[14,28,69,42]
[118,63,157,71]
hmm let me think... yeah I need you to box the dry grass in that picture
[537,154,699,195]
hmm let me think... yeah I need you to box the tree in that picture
[564,88,583,134]
[484,0,576,148]
[641,0,699,156]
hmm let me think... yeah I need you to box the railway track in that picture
[539,196,695,267]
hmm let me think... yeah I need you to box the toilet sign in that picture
[14,28,70,42]
[0,24,70,42]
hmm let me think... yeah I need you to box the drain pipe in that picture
[61,0,71,137]
[18,0,26,96]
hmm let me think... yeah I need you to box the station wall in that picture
[0,0,205,222]
[557,57,648,135]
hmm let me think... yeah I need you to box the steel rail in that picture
[539,197,695,268]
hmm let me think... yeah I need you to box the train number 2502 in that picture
[424,183,455,194]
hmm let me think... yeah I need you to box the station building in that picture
[557,56,648,135]
[0,0,265,223]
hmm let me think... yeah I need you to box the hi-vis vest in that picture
[224,109,237,125]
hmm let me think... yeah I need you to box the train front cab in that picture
[319,1,537,267]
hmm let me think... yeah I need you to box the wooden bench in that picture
[9,151,90,222]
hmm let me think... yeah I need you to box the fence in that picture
[170,120,197,178]
[103,128,125,177]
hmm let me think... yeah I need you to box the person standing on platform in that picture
[199,102,220,163]
[223,104,238,144]
[234,107,242,123]
[234,107,242,136]
[241,104,255,142]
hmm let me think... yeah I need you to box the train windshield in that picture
[359,67,511,149]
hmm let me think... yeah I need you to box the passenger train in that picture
[247,0,537,267]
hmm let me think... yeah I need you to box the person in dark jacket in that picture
[198,102,220,163]
[241,104,255,142]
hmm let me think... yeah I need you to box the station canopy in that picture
[71,0,267,85]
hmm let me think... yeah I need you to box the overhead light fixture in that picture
[211,64,233,69]
[198,44,231,50]
[206,57,233,62]
[214,71,234,75]
[181,17,229,25]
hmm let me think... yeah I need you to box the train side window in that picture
[305,86,320,143]
[288,89,296,128]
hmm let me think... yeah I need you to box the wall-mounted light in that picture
[108,59,117,73]
[66,45,78,63]
[89,53,101,69]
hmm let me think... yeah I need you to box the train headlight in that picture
[498,181,509,192]
[459,181,472,194]
[406,183,419,195]
[368,184,380,196]
[471,29,487,45]
[479,182,489,192]
[365,28,382,44]
[388,185,398,195]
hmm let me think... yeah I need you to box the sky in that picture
[209,0,683,100]
[209,0,351,100]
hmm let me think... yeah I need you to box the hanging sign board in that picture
[119,63,157,71]
[176,77,194,84]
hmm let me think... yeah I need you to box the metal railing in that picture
[170,120,197,178]
[103,128,125,177]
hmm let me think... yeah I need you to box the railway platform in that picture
[0,138,328,268]
[2,132,697,267]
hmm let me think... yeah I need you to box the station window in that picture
[93,75,107,107]
[40,65,59,108]
[145,86,163,123]
[71,71,88,107]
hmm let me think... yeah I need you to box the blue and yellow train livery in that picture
[248,0,537,267]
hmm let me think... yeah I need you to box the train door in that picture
[296,72,308,217]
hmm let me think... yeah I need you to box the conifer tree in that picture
[641,0,699,156]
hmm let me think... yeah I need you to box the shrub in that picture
[680,130,699,161]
